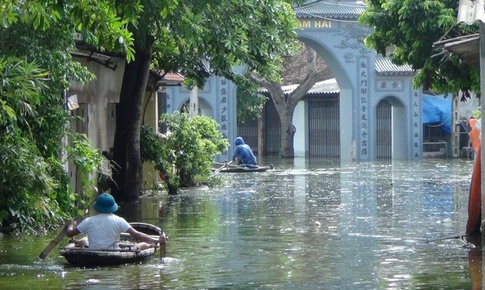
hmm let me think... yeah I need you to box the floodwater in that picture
[0,157,482,289]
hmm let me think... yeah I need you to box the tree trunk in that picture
[276,104,296,158]
[111,39,153,201]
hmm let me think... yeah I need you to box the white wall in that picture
[294,101,306,157]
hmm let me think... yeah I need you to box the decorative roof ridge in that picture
[260,78,340,95]
[294,1,366,20]
[375,57,416,76]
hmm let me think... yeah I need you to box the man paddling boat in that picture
[66,193,166,250]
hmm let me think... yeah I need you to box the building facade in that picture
[167,1,421,161]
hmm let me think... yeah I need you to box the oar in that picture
[39,223,70,260]
[159,232,168,261]
[39,216,82,260]
[214,160,232,174]
[423,234,465,243]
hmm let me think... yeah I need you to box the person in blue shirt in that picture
[232,137,258,168]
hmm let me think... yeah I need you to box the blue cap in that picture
[93,193,119,213]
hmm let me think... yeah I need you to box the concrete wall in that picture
[166,75,238,162]
[141,89,161,190]
[294,101,306,157]
[69,56,163,192]
[68,56,125,193]
[69,56,125,152]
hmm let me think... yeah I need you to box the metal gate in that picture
[237,118,258,153]
[264,101,281,155]
[376,99,392,159]
[308,99,340,157]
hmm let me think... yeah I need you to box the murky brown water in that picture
[0,157,481,289]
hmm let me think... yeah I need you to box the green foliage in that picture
[0,131,60,234]
[472,107,481,119]
[0,57,65,233]
[140,112,229,193]
[0,0,131,233]
[236,78,268,122]
[0,56,105,233]
[0,57,45,128]
[359,0,480,95]
[65,133,104,213]
[149,0,302,88]
[1,0,140,62]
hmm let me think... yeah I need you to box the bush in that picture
[0,57,101,234]
[141,112,229,194]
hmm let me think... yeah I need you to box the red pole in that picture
[466,149,482,235]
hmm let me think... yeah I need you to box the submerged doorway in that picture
[308,98,340,157]
[376,99,392,159]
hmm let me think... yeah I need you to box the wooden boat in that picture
[219,165,271,173]
[60,222,163,267]
[212,162,271,173]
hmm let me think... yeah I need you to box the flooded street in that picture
[0,157,481,289]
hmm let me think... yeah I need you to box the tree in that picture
[359,0,480,97]
[112,0,304,200]
[0,0,140,232]
[247,43,331,157]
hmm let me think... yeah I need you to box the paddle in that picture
[424,234,466,243]
[39,216,81,260]
[38,223,70,260]
[159,232,168,261]
[214,160,233,174]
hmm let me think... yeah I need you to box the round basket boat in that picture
[60,222,163,267]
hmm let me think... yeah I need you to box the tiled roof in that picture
[293,1,366,20]
[159,70,185,83]
[261,78,339,95]
[147,70,184,90]
[375,57,415,76]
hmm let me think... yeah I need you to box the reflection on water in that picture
[0,157,482,289]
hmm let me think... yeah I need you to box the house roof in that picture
[457,0,485,24]
[148,70,184,87]
[158,70,185,85]
[262,57,416,96]
[374,57,415,76]
[435,34,480,70]
[438,1,483,69]
[146,70,184,91]
[293,1,366,20]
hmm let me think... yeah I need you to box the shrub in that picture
[141,112,229,194]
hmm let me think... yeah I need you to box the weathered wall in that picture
[68,55,125,193]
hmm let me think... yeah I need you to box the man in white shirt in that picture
[66,193,166,250]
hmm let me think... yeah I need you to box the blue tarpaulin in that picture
[422,94,451,134]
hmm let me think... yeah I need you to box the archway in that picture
[375,96,408,160]
[294,1,417,161]
[298,36,354,161]
[376,99,391,159]
[167,1,420,161]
